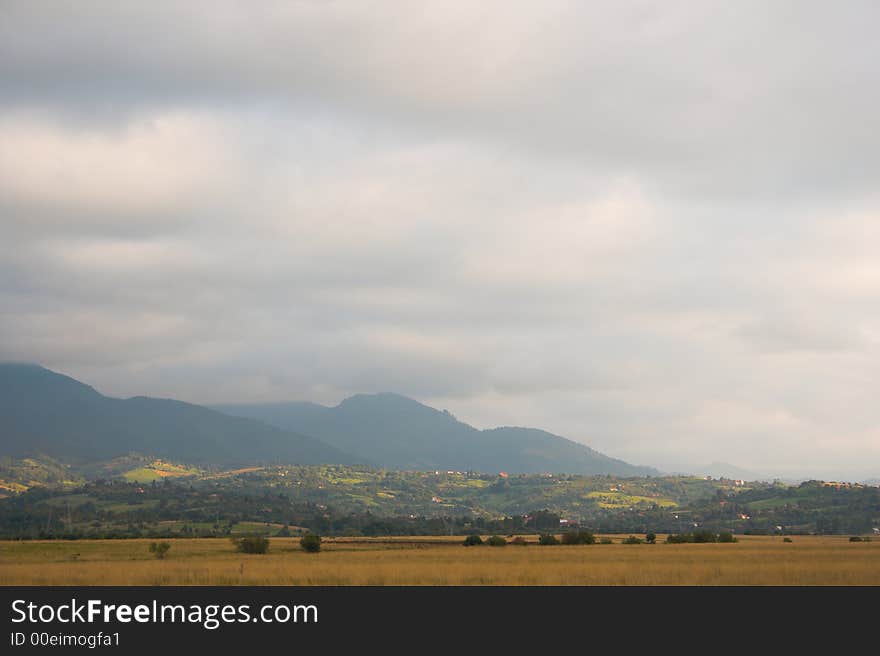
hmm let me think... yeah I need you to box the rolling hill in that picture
[215,392,656,476]
[0,363,355,466]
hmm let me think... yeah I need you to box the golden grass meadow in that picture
[1,535,878,586]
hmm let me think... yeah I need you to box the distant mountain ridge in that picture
[693,462,771,482]
[215,392,657,476]
[0,363,355,466]
[1,364,656,476]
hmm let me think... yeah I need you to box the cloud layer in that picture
[2,2,879,479]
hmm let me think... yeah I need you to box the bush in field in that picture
[849,536,863,542]
[645,532,656,544]
[692,530,718,543]
[510,536,528,546]
[783,537,793,543]
[718,532,737,543]
[233,535,270,554]
[148,541,170,559]
[600,537,614,544]
[622,535,643,544]
[300,533,322,552]
[463,534,483,546]
[486,535,507,547]
[666,533,701,543]
[538,533,559,546]
[561,530,596,545]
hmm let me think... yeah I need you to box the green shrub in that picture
[232,535,270,554]
[849,536,863,542]
[691,530,718,543]
[463,534,483,546]
[783,537,793,543]
[538,533,559,545]
[486,535,507,547]
[666,533,691,544]
[645,532,656,544]
[300,533,322,552]
[718,531,737,543]
[622,535,643,544]
[148,541,170,559]
[599,537,613,544]
[560,530,596,545]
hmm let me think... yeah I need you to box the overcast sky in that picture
[2,2,879,480]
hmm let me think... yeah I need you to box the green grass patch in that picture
[745,497,791,510]
[586,491,677,508]
[42,494,95,508]
[122,468,165,483]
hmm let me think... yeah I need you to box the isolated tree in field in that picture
[486,535,507,546]
[538,533,559,545]
[463,534,483,546]
[645,532,656,544]
[149,541,170,559]
[300,533,322,552]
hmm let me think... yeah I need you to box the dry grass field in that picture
[0,535,877,585]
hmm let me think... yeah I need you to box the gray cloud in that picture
[2,2,879,479]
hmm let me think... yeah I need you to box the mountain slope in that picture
[215,393,656,476]
[0,364,356,466]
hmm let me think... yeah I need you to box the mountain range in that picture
[215,394,656,476]
[1,363,655,476]
[0,363,350,466]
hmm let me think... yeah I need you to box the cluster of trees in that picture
[463,530,736,546]
[148,541,170,559]
[229,533,324,553]
[463,534,508,546]
[1,475,877,539]
[561,530,595,545]
[666,531,736,543]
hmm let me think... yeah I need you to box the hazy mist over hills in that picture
[1,363,871,482]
